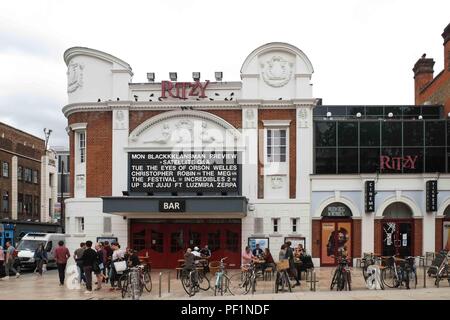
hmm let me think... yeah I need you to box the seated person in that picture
[126,249,140,268]
[262,248,275,271]
[242,246,255,266]
[252,244,264,258]
[200,245,211,259]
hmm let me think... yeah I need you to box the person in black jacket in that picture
[284,241,297,287]
[81,241,97,293]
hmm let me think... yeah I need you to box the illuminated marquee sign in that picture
[379,155,418,171]
[160,80,210,99]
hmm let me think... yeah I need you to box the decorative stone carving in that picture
[244,108,257,129]
[200,122,223,144]
[144,123,171,144]
[298,108,309,128]
[260,56,293,88]
[76,174,85,189]
[67,61,84,93]
[270,176,284,189]
[114,110,127,130]
[172,119,194,143]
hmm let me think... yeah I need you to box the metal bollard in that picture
[313,271,317,292]
[423,265,426,288]
[310,270,313,291]
[168,272,171,293]
[159,272,162,297]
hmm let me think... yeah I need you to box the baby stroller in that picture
[427,250,450,287]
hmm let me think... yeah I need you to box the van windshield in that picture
[17,240,46,251]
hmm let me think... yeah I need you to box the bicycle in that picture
[330,257,352,291]
[119,264,152,299]
[180,265,211,297]
[381,256,417,289]
[274,261,292,293]
[212,257,233,296]
[229,260,257,295]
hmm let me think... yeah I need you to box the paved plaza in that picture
[1,263,449,300]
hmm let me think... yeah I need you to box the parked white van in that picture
[16,233,67,269]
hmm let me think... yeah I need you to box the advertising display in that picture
[248,237,269,252]
[129,152,240,193]
[444,221,450,251]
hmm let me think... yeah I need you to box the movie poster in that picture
[321,222,336,264]
[444,221,450,251]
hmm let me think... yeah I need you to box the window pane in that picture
[425,121,445,146]
[347,106,365,118]
[315,122,336,147]
[366,107,383,118]
[403,121,423,146]
[403,148,423,173]
[385,107,402,118]
[382,121,402,146]
[425,147,446,172]
[360,148,380,173]
[360,122,380,146]
[380,148,402,173]
[338,148,358,173]
[338,122,358,146]
[315,148,336,174]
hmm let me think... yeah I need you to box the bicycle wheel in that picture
[180,270,192,296]
[337,272,345,291]
[143,271,152,292]
[408,271,417,289]
[330,269,338,290]
[381,266,397,288]
[214,274,222,296]
[274,272,280,293]
[285,272,292,292]
[120,274,129,299]
[345,270,352,291]
[229,272,251,295]
[198,272,211,291]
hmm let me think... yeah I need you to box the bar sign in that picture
[426,180,438,212]
[365,180,375,212]
[159,200,186,212]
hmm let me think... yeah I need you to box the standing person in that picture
[34,243,48,277]
[110,242,125,290]
[278,244,287,261]
[103,241,113,283]
[284,241,297,287]
[126,248,140,268]
[54,241,71,286]
[0,245,5,280]
[74,242,86,284]
[94,243,106,291]
[81,241,97,293]
[4,241,20,279]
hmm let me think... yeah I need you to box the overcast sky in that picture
[0,0,448,147]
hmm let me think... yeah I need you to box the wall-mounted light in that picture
[356,112,362,118]
[326,111,332,117]
[169,72,177,81]
[418,115,423,120]
[388,112,393,118]
[192,72,200,81]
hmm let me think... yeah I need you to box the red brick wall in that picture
[413,218,423,256]
[374,219,382,256]
[435,217,444,251]
[353,219,362,258]
[68,112,112,197]
[311,220,320,258]
[258,109,296,199]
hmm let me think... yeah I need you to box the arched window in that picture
[321,202,352,217]
[383,202,413,219]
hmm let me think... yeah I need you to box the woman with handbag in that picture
[34,244,48,277]
[94,243,106,291]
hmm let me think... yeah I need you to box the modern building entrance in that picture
[320,202,353,266]
[381,202,414,257]
[130,219,241,269]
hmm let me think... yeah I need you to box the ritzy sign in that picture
[380,155,418,171]
[160,80,209,99]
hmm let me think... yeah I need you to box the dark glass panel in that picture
[385,106,402,118]
[338,122,358,146]
[403,121,423,146]
[382,121,402,146]
[347,106,365,118]
[403,106,421,119]
[380,148,402,173]
[313,106,327,117]
[425,121,445,146]
[402,148,424,173]
[421,106,442,119]
[360,148,380,173]
[315,148,336,174]
[315,122,336,147]
[360,121,380,146]
[366,106,383,118]
[337,148,358,173]
[425,147,446,172]
[327,106,346,116]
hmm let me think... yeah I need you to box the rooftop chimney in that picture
[413,54,435,103]
[442,23,450,71]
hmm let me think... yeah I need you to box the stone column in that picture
[112,108,129,196]
[11,156,17,220]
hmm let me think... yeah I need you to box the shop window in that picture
[226,230,238,252]
[337,148,358,173]
[75,217,84,233]
[382,121,402,146]
[207,230,221,251]
[359,121,380,147]
[267,129,287,162]
[315,148,336,174]
[338,122,358,146]
[18,166,23,181]
[170,232,183,253]
[272,218,279,233]
[425,121,445,146]
[359,148,380,173]
[151,230,163,253]
[2,161,9,178]
[292,218,299,233]
[315,122,336,147]
[403,122,424,146]
[2,191,9,213]
[425,147,446,172]
[133,230,146,251]
[103,217,112,233]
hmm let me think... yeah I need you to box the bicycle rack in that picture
[158,271,172,298]
[305,269,318,292]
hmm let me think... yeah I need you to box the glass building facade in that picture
[313,105,449,174]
